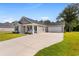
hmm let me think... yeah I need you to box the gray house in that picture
[13,16,65,34]
[0,22,14,32]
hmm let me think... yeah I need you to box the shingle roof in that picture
[18,16,64,25]
[19,16,39,24]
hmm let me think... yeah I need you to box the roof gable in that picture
[19,16,32,24]
[19,16,39,24]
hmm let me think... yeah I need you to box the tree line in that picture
[57,3,79,32]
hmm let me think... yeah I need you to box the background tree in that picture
[44,20,52,25]
[57,4,79,32]
[39,20,44,24]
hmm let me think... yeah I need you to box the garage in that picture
[48,25,64,33]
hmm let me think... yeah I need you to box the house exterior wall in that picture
[48,25,64,33]
[14,23,23,33]
[15,23,64,34]
[37,26,45,33]
[0,28,14,32]
[17,24,27,34]
[18,25,23,33]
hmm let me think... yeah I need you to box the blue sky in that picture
[0,3,68,23]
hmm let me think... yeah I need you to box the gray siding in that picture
[0,28,14,32]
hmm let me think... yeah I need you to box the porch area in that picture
[18,23,45,34]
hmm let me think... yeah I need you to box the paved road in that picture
[0,33,64,56]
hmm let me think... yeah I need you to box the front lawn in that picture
[35,32,79,56]
[0,32,24,41]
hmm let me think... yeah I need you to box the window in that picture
[34,26,37,33]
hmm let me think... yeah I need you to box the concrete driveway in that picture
[0,33,64,56]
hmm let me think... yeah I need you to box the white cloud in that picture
[41,16,49,20]
[1,17,15,23]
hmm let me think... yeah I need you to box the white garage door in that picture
[48,26,63,32]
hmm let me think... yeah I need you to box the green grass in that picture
[35,32,79,56]
[0,32,24,41]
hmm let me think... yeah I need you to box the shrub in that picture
[73,25,79,31]
[12,31,19,34]
[25,32,32,34]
